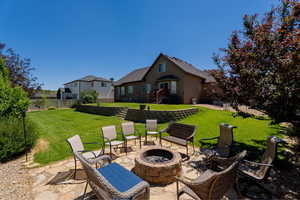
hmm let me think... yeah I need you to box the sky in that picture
[0,0,276,90]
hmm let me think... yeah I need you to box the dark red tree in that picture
[213,0,300,125]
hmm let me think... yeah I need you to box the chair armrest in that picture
[199,136,219,141]
[243,159,273,167]
[90,155,112,165]
[77,150,98,158]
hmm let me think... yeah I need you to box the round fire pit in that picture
[133,146,182,184]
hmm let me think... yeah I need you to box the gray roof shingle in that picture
[114,54,216,86]
[64,75,111,85]
[114,67,150,86]
[163,54,216,83]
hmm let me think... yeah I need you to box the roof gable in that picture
[114,67,150,86]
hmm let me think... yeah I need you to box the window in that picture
[91,82,94,87]
[121,87,125,96]
[101,82,107,87]
[74,82,78,87]
[116,87,120,97]
[128,86,133,94]
[171,81,177,94]
[158,63,166,72]
[159,82,169,89]
[145,84,151,94]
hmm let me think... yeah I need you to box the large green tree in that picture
[0,58,30,117]
[213,0,300,125]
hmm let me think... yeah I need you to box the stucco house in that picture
[114,53,217,104]
[63,75,114,101]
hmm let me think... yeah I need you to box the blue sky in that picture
[0,0,275,90]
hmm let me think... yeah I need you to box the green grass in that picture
[90,102,195,110]
[28,105,280,165]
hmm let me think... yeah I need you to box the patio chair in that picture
[101,125,126,157]
[237,136,283,195]
[121,122,141,149]
[199,123,237,157]
[67,135,106,179]
[145,119,159,144]
[209,150,247,171]
[160,122,196,155]
[74,151,150,200]
[176,161,239,200]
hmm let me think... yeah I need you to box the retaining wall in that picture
[75,105,127,116]
[75,105,199,123]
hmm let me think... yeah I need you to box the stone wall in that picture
[75,105,127,116]
[124,108,199,123]
[75,105,199,123]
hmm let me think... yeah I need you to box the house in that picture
[114,53,217,104]
[63,75,114,101]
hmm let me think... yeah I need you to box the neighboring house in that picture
[114,53,216,104]
[63,75,114,101]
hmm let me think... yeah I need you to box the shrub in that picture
[48,106,56,110]
[0,116,38,162]
[80,90,99,104]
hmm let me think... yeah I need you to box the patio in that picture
[27,140,239,200]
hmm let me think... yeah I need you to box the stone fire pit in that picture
[133,146,182,184]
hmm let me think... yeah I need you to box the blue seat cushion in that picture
[97,163,143,193]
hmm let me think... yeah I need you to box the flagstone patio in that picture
[27,140,238,200]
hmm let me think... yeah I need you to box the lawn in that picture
[28,105,279,165]
[90,102,196,110]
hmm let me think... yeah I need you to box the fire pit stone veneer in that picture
[133,146,182,184]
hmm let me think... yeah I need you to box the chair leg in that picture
[110,144,112,158]
[176,180,179,200]
[82,180,89,200]
[74,157,77,179]
[186,145,188,155]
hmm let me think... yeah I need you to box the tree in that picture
[213,0,300,125]
[0,58,30,117]
[0,43,42,97]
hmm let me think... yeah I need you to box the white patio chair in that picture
[121,122,141,149]
[101,125,126,157]
[67,135,106,179]
[145,119,159,144]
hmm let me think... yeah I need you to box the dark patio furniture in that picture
[209,150,247,171]
[176,161,239,200]
[74,151,150,200]
[199,123,237,157]
[237,136,283,196]
[66,135,105,179]
[159,122,196,155]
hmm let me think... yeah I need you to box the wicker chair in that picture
[67,135,105,179]
[209,150,247,171]
[145,119,159,144]
[237,136,283,194]
[176,161,239,200]
[199,123,237,157]
[121,122,141,149]
[74,151,150,200]
[101,125,126,157]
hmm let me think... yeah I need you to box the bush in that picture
[0,116,38,162]
[80,90,99,104]
[48,106,56,110]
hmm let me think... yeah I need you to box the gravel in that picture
[0,156,33,200]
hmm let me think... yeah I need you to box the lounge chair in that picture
[176,161,239,200]
[160,122,196,155]
[74,151,150,200]
[145,119,159,144]
[199,123,237,157]
[66,135,105,179]
[101,125,126,157]
[237,136,283,195]
[121,122,141,149]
